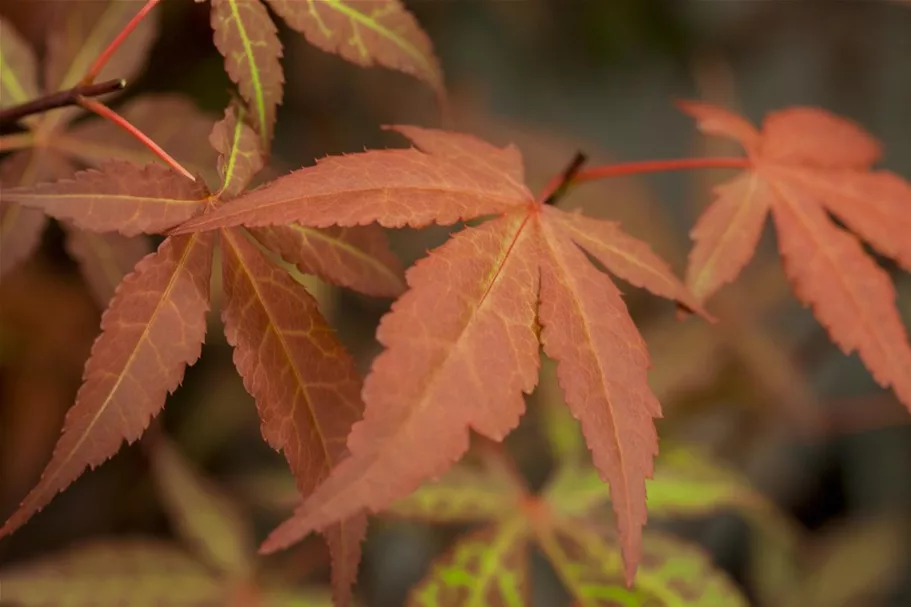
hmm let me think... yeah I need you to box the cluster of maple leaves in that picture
[1,1,910,606]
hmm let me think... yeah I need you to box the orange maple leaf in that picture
[171,126,710,584]
[0,103,403,606]
[678,101,911,412]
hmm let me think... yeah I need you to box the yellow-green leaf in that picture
[408,518,529,607]
[539,522,748,607]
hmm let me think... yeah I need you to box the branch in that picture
[0,79,125,128]
[540,151,588,206]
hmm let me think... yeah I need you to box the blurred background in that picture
[1,0,910,605]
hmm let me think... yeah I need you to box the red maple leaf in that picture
[0,2,217,306]
[170,126,710,584]
[0,103,405,606]
[677,101,911,412]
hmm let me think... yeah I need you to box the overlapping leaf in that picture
[172,126,707,584]
[679,101,911,412]
[2,103,403,606]
[208,0,443,147]
[388,447,748,606]
[0,5,217,304]
[0,437,343,606]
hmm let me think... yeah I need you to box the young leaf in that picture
[679,101,911,412]
[2,162,210,236]
[177,126,704,583]
[62,227,154,306]
[210,103,265,198]
[0,234,214,539]
[0,540,224,606]
[250,224,405,297]
[264,0,445,101]
[149,437,253,578]
[219,227,366,606]
[210,0,284,147]
[408,518,530,607]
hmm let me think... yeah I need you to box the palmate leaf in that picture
[678,101,911,412]
[0,233,215,539]
[395,443,748,606]
[62,228,155,307]
[2,99,402,605]
[0,17,39,111]
[173,127,707,584]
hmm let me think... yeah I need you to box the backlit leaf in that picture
[170,126,531,233]
[540,522,748,607]
[149,437,253,577]
[0,16,39,108]
[538,216,659,584]
[251,224,405,297]
[211,0,284,147]
[0,233,214,539]
[388,462,524,524]
[408,519,530,607]
[0,540,223,606]
[63,227,153,307]
[210,103,264,199]
[265,0,444,101]
[2,162,210,236]
[219,227,365,605]
[679,101,911,413]
[261,210,541,552]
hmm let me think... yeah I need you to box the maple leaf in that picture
[209,0,443,147]
[678,101,911,412]
[171,126,708,584]
[0,436,340,606]
[383,446,748,607]
[0,4,218,305]
[1,102,402,606]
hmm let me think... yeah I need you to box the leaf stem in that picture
[0,79,125,127]
[538,156,751,204]
[81,0,162,85]
[78,97,195,181]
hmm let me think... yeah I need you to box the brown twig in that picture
[0,79,125,128]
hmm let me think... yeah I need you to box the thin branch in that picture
[0,79,125,127]
[540,151,588,205]
[78,96,195,181]
[538,156,751,204]
[82,0,163,85]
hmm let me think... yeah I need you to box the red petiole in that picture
[537,156,751,204]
